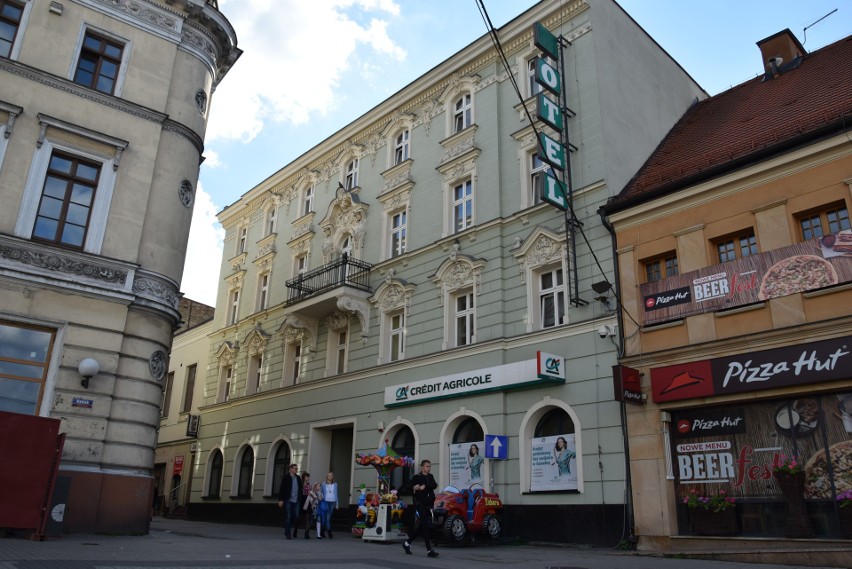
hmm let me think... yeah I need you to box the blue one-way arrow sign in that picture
[485,434,508,460]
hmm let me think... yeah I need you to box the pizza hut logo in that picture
[645,297,656,309]
[651,361,714,402]
[677,419,691,434]
[643,286,691,312]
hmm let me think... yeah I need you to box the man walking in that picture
[402,459,439,558]
[277,464,302,539]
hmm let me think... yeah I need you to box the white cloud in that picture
[203,150,222,169]
[180,182,224,306]
[208,0,406,143]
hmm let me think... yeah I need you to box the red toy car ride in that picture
[431,483,503,542]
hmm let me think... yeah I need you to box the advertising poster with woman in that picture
[449,441,485,488]
[531,434,577,491]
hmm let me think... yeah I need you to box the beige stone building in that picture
[604,30,852,558]
[0,0,238,533]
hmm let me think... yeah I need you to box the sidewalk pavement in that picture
[0,517,842,569]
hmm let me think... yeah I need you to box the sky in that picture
[181,0,848,306]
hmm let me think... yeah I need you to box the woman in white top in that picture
[320,471,338,538]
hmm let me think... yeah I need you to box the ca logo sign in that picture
[395,386,409,401]
[545,357,561,374]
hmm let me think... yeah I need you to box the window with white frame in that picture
[345,158,359,190]
[227,288,240,325]
[530,152,549,206]
[453,93,472,133]
[394,130,410,165]
[389,311,405,361]
[266,207,277,235]
[161,371,174,418]
[237,226,247,255]
[72,29,126,96]
[205,450,224,498]
[303,185,314,216]
[256,273,269,312]
[218,365,232,403]
[295,254,308,276]
[527,58,542,97]
[454,290,475,347]
[390,210,407,258]
[334,330,347,375]
[181,364,196,413]
[539,267,565,329]
[452,179,473,233]
[285,342,302,385]
[248,353,262,395]
[0,0,27,59]
[0,319,55,416]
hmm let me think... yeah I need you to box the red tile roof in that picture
[606,35,852,212]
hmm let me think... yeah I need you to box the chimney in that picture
[757,29,806,79]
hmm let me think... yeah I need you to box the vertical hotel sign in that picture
[532,22,569,211]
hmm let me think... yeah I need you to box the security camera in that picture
[597,325,611,338]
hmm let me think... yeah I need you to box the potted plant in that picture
[772,453,813,537]
[837,489,852,539]
[683,489,737,535]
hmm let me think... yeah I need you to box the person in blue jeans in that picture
[276,464,302,539]
[320,471,339,538]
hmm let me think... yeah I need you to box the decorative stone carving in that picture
[149,350,166,381]
[325,311,349,332]
[245,327,269,355]
[441,158,477,183]
[0,239,128,284]
[318,193,369,263]
[195,89,208,115]
[216,341,238,366]
[337,296,370,340]
[279,316,316,354]
[513,227,567,284]
[133,275,181,309]
[179,180,194,207]
[226,272,244,291]
[431,251,486,304]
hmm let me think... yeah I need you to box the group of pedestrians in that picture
[276,465,338,539]
[277,459,439,558]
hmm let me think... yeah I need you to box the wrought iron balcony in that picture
[285,254,372,306]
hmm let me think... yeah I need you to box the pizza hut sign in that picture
[651,336,851,403]
[640,235,852,325]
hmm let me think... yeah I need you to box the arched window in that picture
[272,442,291,496]
[390,427,414,491]
[452,417,483,443]
[534,408,574,437]
[237,446,254,498]
[207,450,223,498]
[341,235,353,259]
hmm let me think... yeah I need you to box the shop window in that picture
[534,408,575,437]
[181,364,196,413]
[797,203,850,240]
[271,441,291,496]
[714,230,757,263]
[390,426,415,491]
[643,252,678,283]
[161,371,174,418]
[453,417,484,443]
[235,445,254,498]
[206,450,223,498]
[531,408,577,491]
[0,319,55,416]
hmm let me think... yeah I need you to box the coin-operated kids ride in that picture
[353,441,413,542]
[431,482,503,542]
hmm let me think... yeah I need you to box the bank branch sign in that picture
[385,352,566,407]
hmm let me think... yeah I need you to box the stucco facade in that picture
[0,0,238,533]
[186,0,704,544]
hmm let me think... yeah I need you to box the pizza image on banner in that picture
[758,255,838,301]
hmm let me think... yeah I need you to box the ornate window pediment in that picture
[278,315,317,353]
[371,272,415,314]
[216,340,238,367]
[319,191,369,263]
[244,327,270,356]
[513,226,567,283]
[430,244,486,304]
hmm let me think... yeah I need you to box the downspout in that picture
[598,205,636,549]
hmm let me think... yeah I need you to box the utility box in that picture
[0,411,65,540]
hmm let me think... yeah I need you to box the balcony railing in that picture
[285,254,372,306]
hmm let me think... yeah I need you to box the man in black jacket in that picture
[402,459,439,558]
[276,464,302,539]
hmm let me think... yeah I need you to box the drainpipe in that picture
[598,205,636,549]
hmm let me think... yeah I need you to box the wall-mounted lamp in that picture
[78,358,100,389]
[591,280,614,312]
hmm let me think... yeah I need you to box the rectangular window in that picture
[454,291,475,347]
[289,343,302,385]
[31,152,100,249]
[161,371,174,418]
[0,0,24,59]
[303,185,314,216]
[296,254,308,275]
[798,204,850,240]
[266,208,277,235]
[391,210,407,257]
[221,366,232,403]
[530,153,548,205]
[394,130,410,165]
[715,231,757,263]
[249,353,262,394]
[256,273,269,311]
[237,227,247,254]
[228,289,240,325]
[0,320,55,416]
[527,58,541,97]
[336,330,347,375]
[454,93,472,132]
[644,254,678,283]
[539,268,565,328]
[73,31,123,95]
[182,364,196,413]
[453,179,473,233]
[345,159,359,190]
[389,312,404,362]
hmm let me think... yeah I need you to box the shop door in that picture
[330,428,353,505]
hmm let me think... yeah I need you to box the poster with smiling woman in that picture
[449,441,485,488]
[531,434,577,491]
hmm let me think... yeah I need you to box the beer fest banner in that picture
[640,233,852,326]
